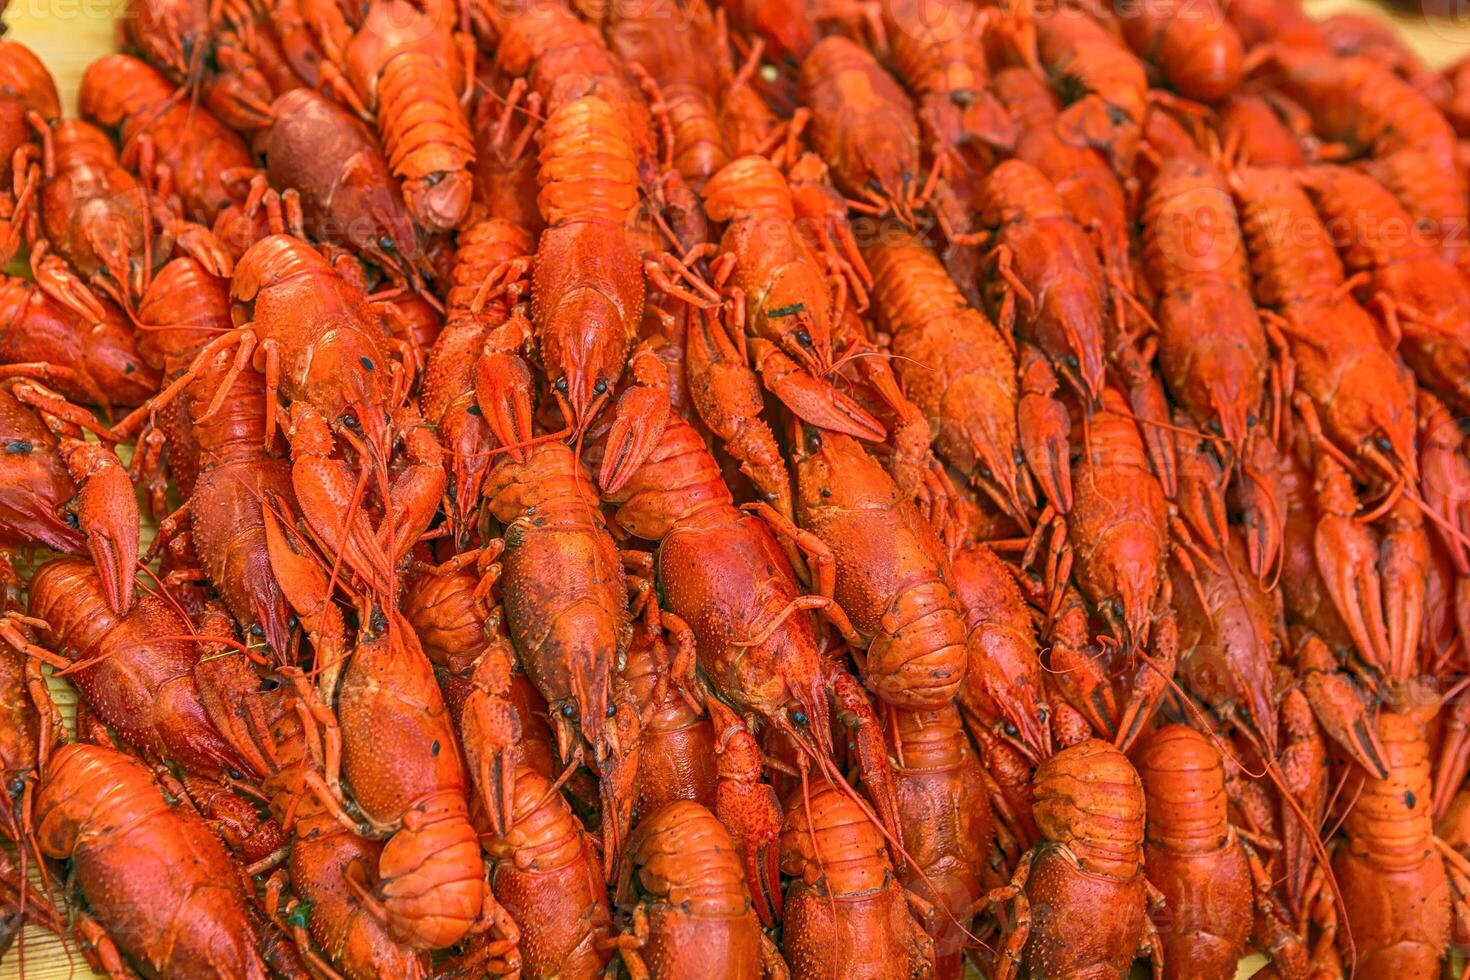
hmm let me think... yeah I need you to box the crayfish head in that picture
[541,286,632,444]
[970,433,1028,527]
[553,364,612,450]
[339,400,394,481]
[1214,394,1252,464]
[780,674,834,767]
[541,606,619,760]
[1049,305,1106,413]
[78,206,139,294]
[1095,527,1161,655]
[435,406,493,539]
[963,636,1053,763]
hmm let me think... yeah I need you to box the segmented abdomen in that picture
[537,94,641,228]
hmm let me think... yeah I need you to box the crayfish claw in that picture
[1296,632,1390,780]
[1175,423,1230,554]
[598,386,668,494]
[1237,431,1285,584]
[1314,513,1391,674]
[472,349,534,465]
[172,221,234,279]
[461,644,523,839]
[599,351,672,494]
[1115,609,1177,753]
[31,245,107,325]
[61,440,139,616]
[1436,715,1470,822]
[1017,345,1073,514]
[752,339,885,442]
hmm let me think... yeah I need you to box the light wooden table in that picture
[0,0,1466,977]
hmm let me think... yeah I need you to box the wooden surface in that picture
[0,0,1466,977]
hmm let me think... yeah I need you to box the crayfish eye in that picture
[7,778,24,797]
[594,377,608,395]
[259,677,280,692]
[795,329,812,348]
[1247,412,1258,427]
[1374,434,1393,452]
[791,709,808,726]
[63,511,79,528]
[561,703,577,719]
[249,623,264,638]
[555,376,569,394]
[339,413,361,431]
[606,703,617,717]
[378,236,396,253]
[229,769,244,780]
[1063,354,1079,370]
[1003,722,1018,737]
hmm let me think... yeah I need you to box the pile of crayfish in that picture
[8,0,1470,975]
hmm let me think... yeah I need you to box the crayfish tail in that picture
[375,797,484,950]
